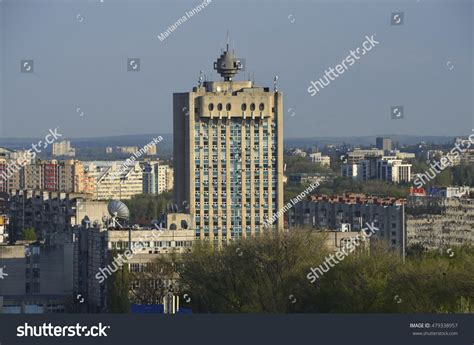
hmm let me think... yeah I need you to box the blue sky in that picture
[0,0,472,139]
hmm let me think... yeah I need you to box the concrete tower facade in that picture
[173,44,284,242]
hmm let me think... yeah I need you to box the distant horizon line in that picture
[0,132,471,141]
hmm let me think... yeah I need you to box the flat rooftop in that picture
[308,193,406,206]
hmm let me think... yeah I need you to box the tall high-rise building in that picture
[142,161,173,195]
[376,137,392,152]
[173,43,284,242]
[52,140,76,157]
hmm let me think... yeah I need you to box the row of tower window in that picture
[208,102,266,112]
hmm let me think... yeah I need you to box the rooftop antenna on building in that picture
[198,70,203,87]
[273,75,279,92]
[214,31,241,81]
[226,29,230,51]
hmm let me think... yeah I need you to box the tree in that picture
[178,230,329,313]
[106,250,130,313]
[124,192,173,224]
[22,227,37,241]
[172,232,474,313]
[129,254,180,305]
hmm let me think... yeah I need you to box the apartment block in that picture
[84,161,143,200]
[289,193,406,255]
[8,189,107,241]
[406,195,474,250]
[52,140,76,157]
[142,162,174,195]
[0,241,74,313]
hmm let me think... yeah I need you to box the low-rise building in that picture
[288,173,333,186]
[341,155,412,183]
[393,150,416,160]
[0,241,74,313]
[74,213,195,312]
[116,146,139,155]
[309,152,331,166]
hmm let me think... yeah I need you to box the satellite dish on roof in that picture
[107,200,130,228]
[108,200,130,220]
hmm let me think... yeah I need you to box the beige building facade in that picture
[174,45,284,242]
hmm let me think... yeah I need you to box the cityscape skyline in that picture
[0,1,473,341]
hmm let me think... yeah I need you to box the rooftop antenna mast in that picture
[198,70,203,87]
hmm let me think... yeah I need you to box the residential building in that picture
[0,241,74,313]
[83,161,143,200]
[440,186,470,198]
[309,152,330,166]
[52,141,76,157]
[346,149,383,164]
[376,137,392,152]
[74,213,195,312]
[0,147,15,159]
[341,163,359,179]
[288,172,333,186]
[147,143,157,156]
[406,194,474,250]
[173,43,284,241]
[116,146,139,154]
[289,193,406,255]
[8,189,107,241]
[341,156,412,183]
[143,162,174,195]
[323,230,368,252]
[2,159,86,194]
[0,192,8,215]
[166,167,174,192]
[393,150,416,160]
[377,156,412,183]
[0,158,8,193]
[288,148,307,158]
[0,214,8,243]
